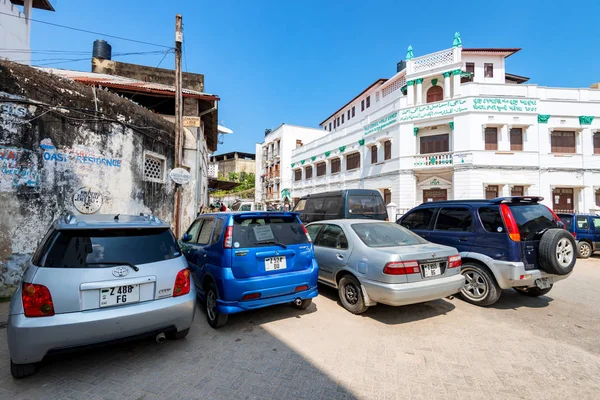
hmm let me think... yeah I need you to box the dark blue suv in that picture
[557,213,600,259]
[398,197,575,306]
[179,212,318,328]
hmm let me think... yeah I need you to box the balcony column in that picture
[443,71,451,99]
[416,78,423,105]
[407,80,415,106]
[452,69,461,97]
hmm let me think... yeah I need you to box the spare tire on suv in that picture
[538,228,576,275]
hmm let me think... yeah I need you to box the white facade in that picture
[292,35,600,215]
[255,124,325,206]
[0,0,54,65]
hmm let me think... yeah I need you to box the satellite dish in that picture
[218,124,233,135]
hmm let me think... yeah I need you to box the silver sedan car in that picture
[8,214,196,379]
[307,220,464,314]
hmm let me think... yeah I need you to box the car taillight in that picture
[383,261,420,275]
[22,283,54,317]
[173,269,191,297]
[223,225,233,248]
[448,255,462,268]
[571,232,577,238]
[301,224,312,243]
[499,204,520,242]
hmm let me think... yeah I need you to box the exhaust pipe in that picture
[294,298,303,306]
[156,332,166,344]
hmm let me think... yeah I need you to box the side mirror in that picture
[181,233,192,242]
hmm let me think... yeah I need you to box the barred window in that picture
[144,153,166,183]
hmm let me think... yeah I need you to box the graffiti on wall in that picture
[0,146,40,191]
[0,103,30,134]
[40,139,122,168]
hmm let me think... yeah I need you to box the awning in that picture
[208,178,239,191]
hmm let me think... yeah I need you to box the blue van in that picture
[180,212,318,328]
[557,213,600,258]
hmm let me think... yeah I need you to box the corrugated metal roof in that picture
[37,67,220,101]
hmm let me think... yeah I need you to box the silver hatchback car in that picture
[7,214,196,378]
[307,220,464,313]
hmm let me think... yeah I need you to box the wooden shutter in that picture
[594,133,600,154]
[294,169,302,181]
[384,189,391,205]
[510,128,523,151]
[316,162,326,176]
[485,185,499,200]
[346,153,360,170]
[485,128,498,150]
[426,86,444,103]
[511,185,524,197]
[371,146,378,164]
[551,131,576,153]
[596,189,600,206]
[331,158,340,173]
[420,134,449,154]
[305,166,312,179]
[384,140,392,160]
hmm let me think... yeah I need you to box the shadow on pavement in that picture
[488,288,553,310]
[317,283,455,325]
[0,303,356,400]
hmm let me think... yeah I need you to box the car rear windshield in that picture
[351,223,427,248]
[42,228,180,268]
[508,204,561,240]
[348,195,386,215]
[232,216,309,248]
[559,215,573,230]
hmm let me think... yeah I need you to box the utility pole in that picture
[174,14,183,237]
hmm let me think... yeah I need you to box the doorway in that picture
[552,188,574,212]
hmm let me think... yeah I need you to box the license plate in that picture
[100,284,140,307]
[265,256,286,271]
[422,263,441,278]
[535,277,551,289]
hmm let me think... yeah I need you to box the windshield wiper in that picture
[255,240,287,249]
[86,262,139,272]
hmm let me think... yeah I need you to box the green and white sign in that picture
[399,98,538,122]
[363,111,399,135]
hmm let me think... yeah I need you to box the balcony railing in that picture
[412,48,455,73]
[413,152,454,168]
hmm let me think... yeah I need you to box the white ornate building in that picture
[291,33,600,214]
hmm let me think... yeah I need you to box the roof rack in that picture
[488,196,544,204]
[63,214,77,224]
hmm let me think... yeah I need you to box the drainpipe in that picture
[194,100,218,216]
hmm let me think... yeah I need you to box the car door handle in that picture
[458,238,469,242]
[336,254,344,260]
[203,254,207,258]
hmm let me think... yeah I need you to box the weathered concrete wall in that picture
[0,60,176,296]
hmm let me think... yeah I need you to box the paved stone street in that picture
[0,258,599,400]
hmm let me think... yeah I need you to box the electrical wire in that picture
[0,10,173,49]
[8,50,172,66]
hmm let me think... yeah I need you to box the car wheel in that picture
[338,275,368,314]
[166,328,190,340]
[514,285,553,297]
[292,298,313,310]
[205,282,228,329]
[539,229,576,275]
[459,264,501,306]
[10,360,36,379]
[577,241,592,259]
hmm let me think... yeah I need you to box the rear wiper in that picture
[86,262,139,272]
[255,240,287,249]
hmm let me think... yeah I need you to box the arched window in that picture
[427,86,443,103]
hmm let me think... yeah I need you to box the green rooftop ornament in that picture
[452,32,462,48]
[406,45,414,61]
[311,156,317,161]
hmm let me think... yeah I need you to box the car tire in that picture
[539,229,576,275]
[205,282,228,329]
[292,298,313,310]
[514,285,553,297]
[459,263,501,306]
[577,241,592,259]
[10,360,36,379]
[338,275,368,314]
[167,328,190,340]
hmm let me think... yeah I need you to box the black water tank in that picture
[397,60,406,72]
[93,40,112,60]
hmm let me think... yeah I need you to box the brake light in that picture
[173,269,191,297]
[499,204,520,242]
[295,285,309,292]
[571,232,577,238]
[223,225,234,248]
[242,293,260,300]
[22,283,54,317]
[301,224,312,243]
[448,255,462,268]
[383,261,420,275]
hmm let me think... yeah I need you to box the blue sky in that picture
[28,0,600,154]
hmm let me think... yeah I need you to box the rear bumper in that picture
[215,260,319,314]
[360,274,464,307]
[8,290,196,364]
[490,260,571,289]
